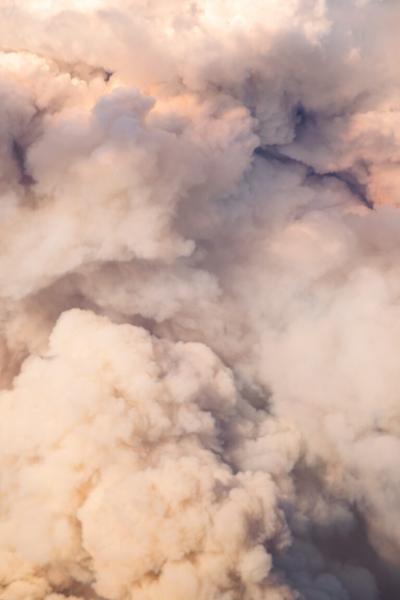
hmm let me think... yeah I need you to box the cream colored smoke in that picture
[0,1,399,599]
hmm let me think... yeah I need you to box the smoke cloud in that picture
[0,0,399,598]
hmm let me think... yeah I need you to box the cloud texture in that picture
[0,1,399,598]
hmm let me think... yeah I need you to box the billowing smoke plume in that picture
[0,1,399,598]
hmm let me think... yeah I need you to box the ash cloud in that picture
[0,1,399,599]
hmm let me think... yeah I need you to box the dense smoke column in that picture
[0,1,400,599]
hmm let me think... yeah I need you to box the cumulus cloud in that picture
[0,1,399,599]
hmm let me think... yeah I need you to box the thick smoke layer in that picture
[0,1,399,599]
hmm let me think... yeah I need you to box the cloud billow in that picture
[0,1,399,598]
